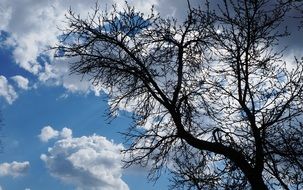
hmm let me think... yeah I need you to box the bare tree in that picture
[55,0,303,189]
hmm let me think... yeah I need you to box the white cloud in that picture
[0,0,189,97]
[40,128,128,190]
[39,126,73,142]
[60,127,72,139]
[1,0,301,101]
[0,75,18,104]
[0,161,30,177]
[11,75,29,90]
[38,58,102,96]
[38,126,59,142]
[0,0,113,76]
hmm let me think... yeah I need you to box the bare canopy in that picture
[55,0,303,189]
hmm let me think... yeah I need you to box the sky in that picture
[0,0,302,190]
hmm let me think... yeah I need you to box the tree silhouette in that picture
[55,0,303,189]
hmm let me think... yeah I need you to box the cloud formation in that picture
[40,126,128,190]
[0,0,197,97]
[38,59,102,96]
[0,75,17,104]
[11,75,29,90]
[1,0,302,102]
[38,126,59,142]
[38,126,72,142]
[0,161,30,177]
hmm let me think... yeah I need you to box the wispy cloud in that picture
[0,75,17,104]
[11,75,29,90]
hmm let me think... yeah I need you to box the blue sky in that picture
[0,80,170,189]
[0,42,171,189]
[0,0,193,189]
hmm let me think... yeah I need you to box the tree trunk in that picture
[248,173,268,190]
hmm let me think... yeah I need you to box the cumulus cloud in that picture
[38,126,59,142]
[60,127,72,139]
[0,161,30,177]
[40,127,128,190]
[38,126,73,142]
[0,75,17,104]
[11,75,29,90]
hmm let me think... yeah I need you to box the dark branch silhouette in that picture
[55,0,303,189]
